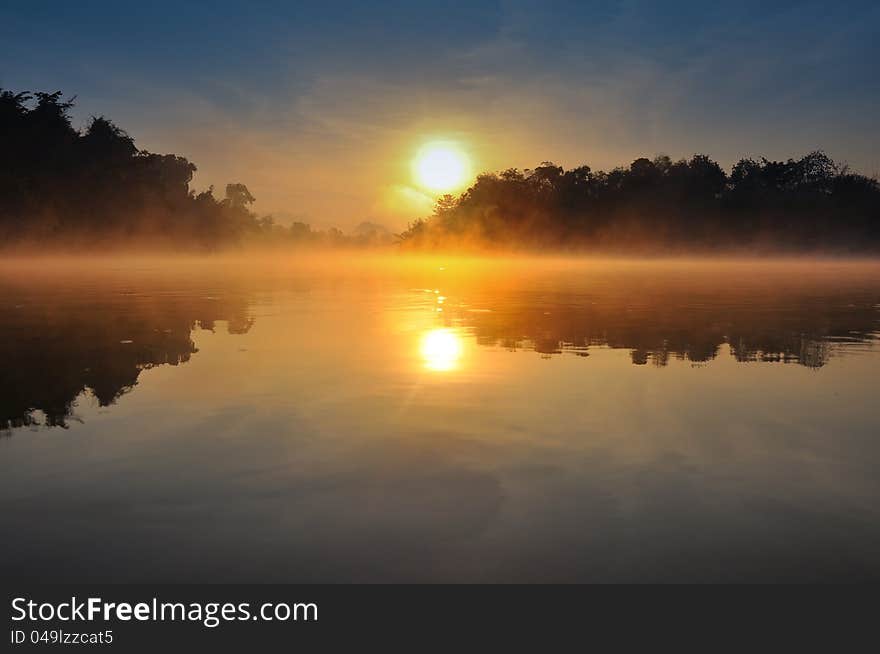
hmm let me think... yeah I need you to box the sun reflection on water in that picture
[420,328,463,371]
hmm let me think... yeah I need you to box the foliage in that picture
[399,153,880,252]
[0,89,271,248]
[0,89,395,250]
[3,88,876,252]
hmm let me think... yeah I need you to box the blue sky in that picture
[2,1,877,227]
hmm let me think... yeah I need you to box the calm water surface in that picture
[2,256,879,582]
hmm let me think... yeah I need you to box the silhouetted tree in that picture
[0,89,277,249]
[225,183,256,209]
[400,151,879,252]
[2,88,876,252]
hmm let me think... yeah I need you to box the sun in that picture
[413,141,471,192]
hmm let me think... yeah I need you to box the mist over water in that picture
[2,254,880,582]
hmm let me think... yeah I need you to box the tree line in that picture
[400,153,880,252]
[0,89,392,249]
[2,89,877,252]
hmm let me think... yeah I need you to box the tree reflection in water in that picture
[1,260,878,431]
[0,279,252,430]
